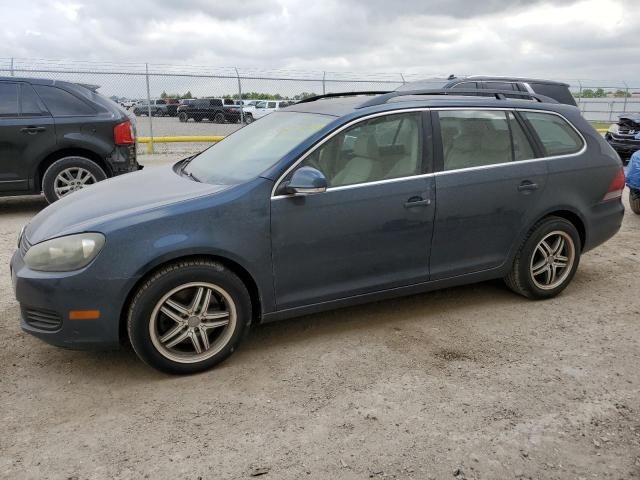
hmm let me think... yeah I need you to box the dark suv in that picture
[0,77,139,203]
[177,98,241,123]
[605,114,640,161]
[399,76,577,106]
[12,88,624,374]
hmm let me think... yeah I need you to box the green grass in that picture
[590,121,610,130]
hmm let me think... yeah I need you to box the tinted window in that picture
[210,99,223,107]
[300,112,422,187]
[194,100,209,108]
[527,83,577,106]
[20,84,49,116]
[33,86,96,116]
[507,112,535,161]
[521,111,583,156]
[0,82,19,117]
[267,102,277,108]
[439,110,512,170]
[156,100,166,105]
[451,82,478,89]
[485,81,517,91]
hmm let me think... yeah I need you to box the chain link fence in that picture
[1,58,639,157]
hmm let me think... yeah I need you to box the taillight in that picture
[602,166,625,201]
[114,120,135,145]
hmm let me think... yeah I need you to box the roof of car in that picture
[283,92,571,118]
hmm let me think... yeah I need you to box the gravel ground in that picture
[1,175,639,479]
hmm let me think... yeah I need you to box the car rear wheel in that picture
[504,216,581,299]
[178,112,188,122]
[127,259,251,374]
[214,113,225,124]
[42,156,107,203]
[629,189,640,214]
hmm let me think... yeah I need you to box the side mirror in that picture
[283,166,327,195]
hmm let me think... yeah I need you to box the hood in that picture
[26,165,230,244]
[618,114,640,128]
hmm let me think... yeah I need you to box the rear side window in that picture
[20,84,49,116]
[451,82,478,89]
[33,85,96,116]
[485,81,517,91]
[0,82,19,117]
[520,112,583,157]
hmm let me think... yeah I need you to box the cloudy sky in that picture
[0,0,637,84]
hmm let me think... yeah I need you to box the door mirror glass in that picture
[284,166,327,195]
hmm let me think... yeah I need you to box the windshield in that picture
[183,112,333,184]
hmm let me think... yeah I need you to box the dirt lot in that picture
[1,182,639,480]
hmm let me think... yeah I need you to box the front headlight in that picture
[608,124,620,134]
[24,233,105,272]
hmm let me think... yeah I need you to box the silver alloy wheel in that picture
[529,230,576,290]
[53,167,97,198]
[149,282,237,364]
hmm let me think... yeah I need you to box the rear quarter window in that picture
[521,111,583,157]
[33,85,96,116]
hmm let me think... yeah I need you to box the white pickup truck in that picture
[239,100,292,123]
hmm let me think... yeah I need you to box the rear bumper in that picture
[583,198,625,252]
[108,144,140,176]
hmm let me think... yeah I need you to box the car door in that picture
[0,82,56,193]
[429,108,548,279]
[271,110,435,310]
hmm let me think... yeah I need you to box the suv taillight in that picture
[602,166,625,201]
[114,120,135,145]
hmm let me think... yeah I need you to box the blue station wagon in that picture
[11,89,625,374]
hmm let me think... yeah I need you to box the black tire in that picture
[127,259,252,375]
[155,109,164,117]
[134,109,142,116]
[245,114,254,124]
[214,112,225,124]
[178,112,188,122]
[41,156,107,204]
[629,190,640,214]
[504,216,581,299]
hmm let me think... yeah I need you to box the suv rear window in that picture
[520,112,583,157]
[34,85,96,116]
[527,83,576,106]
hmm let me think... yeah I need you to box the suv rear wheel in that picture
[629,189,640,214]
[505,216,581,299]
[214,113,225,124]
[42,156,107,203]
[178,112,188,122]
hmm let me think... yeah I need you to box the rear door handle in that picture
[20,126,46,134]
[404,196,432,208]
[518,181,539,193]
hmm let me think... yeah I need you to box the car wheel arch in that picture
[118,253,263,344]
[36,148,111,191]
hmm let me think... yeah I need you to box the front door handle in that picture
[20,126,46,135]
[404,196,432,208]
[518,181,539,193]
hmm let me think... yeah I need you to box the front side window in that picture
[184,112,333,185]
[520,111,583,156]
[438,110,535,171]
[267,102,277,108]
[299,112,423,188]
[0,82,19,117]
[33,85,96,116]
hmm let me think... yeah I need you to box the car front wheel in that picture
[41,156,107,203]
[504,216,581,299]
[245,114,254,124]
[178,112,188,122]
[213,113,225,123]
[127,259,252,374]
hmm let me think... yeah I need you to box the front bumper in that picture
[605,133,640,158]
[10,250,125,350]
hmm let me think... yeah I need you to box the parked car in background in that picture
[605,114,640,162]
[121,100,137,109]
[11,88,624,373]
[250,100,292,121]
[0,76,139,203]
[165,98,180,117]
[133,99,169,117]
[398,76,577,106]
[177,98,241,123]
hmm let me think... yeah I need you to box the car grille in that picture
[22,306,63,331]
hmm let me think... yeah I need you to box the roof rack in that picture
[356,88,558,109]
[295,91,392,104]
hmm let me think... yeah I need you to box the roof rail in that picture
[295,91,392,104]
[356,88,558,109]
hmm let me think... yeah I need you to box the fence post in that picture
[400,73,406,85]
[609,101,614,123]
[623,81,629,114]
[322,71,326,95]
[235,67,244,124]
[10,57,14,77]
[145,63,154,154]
